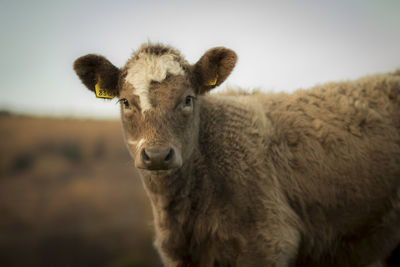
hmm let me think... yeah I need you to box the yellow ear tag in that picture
[95,76,115,99]
[204,75,218,86]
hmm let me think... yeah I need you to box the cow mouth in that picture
[147,169,173,174]
[139,168,178,178]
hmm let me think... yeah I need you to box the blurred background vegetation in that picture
[0,112,162,267]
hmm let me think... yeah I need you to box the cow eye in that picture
[118,98,131,109]
[184,96,193,107]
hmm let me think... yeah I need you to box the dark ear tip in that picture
[212,47,237,55]
[224,49,237,64]
[211,47,238,66]
[224,48,237,60]
[73,54,101,74]
[230,50,238,60]
[215,47,237,68]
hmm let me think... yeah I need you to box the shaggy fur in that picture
[125,47,186,113]
[74,43,400,267]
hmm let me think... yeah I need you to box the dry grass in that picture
[0,114,162,267]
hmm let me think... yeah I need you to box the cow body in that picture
[150,77,400,266]
[74,43,400,266]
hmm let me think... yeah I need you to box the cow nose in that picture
[142,147,173,167]
[136,146,181,170]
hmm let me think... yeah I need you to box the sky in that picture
[1,0,399,118]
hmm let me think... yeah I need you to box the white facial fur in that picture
[128,138,146,151]
[125,53,185,113]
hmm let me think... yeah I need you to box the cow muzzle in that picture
[135,145,182,170]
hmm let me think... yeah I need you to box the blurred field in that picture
[0,113,162,267]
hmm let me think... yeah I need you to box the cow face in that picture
[74,43,237,173]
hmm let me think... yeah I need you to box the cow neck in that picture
[139,149,202,219]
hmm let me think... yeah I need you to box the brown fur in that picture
[73,54,120,95]
[74,43,400,267]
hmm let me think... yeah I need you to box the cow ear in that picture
[192,47,237,94]
[73,54,120,98]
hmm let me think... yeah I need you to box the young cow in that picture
[74,43,400,267]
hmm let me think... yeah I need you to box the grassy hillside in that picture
[0,114,162,267]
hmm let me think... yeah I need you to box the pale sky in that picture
[1,0,399,118]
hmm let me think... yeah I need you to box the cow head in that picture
[74,43,237,173]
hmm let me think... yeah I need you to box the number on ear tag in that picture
[204,76,218,86]
[95,76,115,99]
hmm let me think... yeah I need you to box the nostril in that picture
[138,146,178,170]
[164,148,174,163]
[141,149,150,163]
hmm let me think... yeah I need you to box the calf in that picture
[74,43,400,266]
